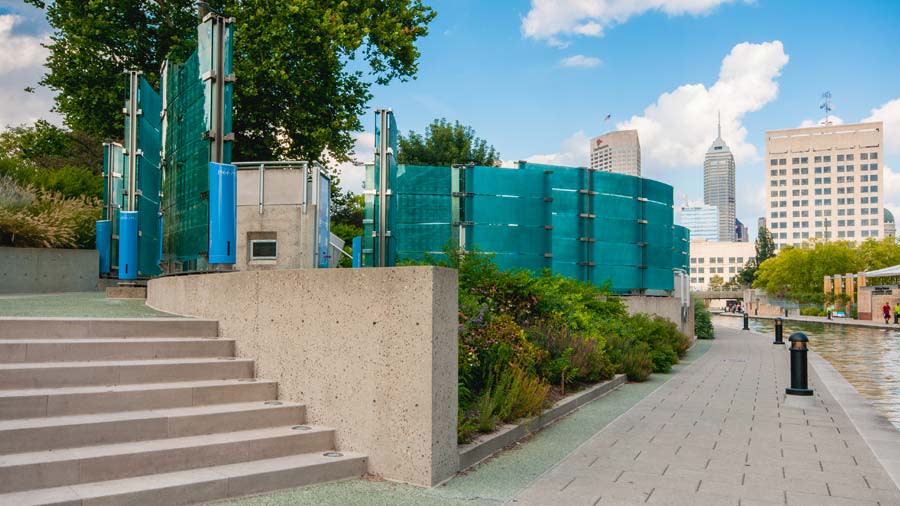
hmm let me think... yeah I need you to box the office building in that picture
[590,130,641,176]
[704,121,736,241]
[757,216,767,231]
[688,239,755,290]
[735,218,749,242]
[765,121,884,249]
[680,204,720,241]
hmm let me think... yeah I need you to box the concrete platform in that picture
[106,286,147,299]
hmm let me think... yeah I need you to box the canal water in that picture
[714,315,900,430]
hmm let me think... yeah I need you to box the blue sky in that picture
[2,0,899,239]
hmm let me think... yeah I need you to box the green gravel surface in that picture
[211,340,713,506]
[0,292,175,318]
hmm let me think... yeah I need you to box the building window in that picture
[779,158,786,165]
[861,153,869,160]
[814,156,822,163]
[823,155,831,162]
[837,154,845,161]
[871,152,878,160]
[846,154,854,161]
[250,239,278,260]
[770,159,778,166]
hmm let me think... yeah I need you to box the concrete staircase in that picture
[0,318,367,505]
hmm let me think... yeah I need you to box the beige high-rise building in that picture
[590,130,640,176]
[765,121,884,249]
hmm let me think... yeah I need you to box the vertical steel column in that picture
[125,71,140,211]
[258,163,265,214]
[376,109,390,267]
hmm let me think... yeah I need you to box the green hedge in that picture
[429,249,692,442]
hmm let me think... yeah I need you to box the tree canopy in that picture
[397,118,499,166]
[26,0,436,164]
[737,226,775,286]
[752,238,900,303]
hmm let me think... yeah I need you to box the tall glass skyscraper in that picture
[681,204,720,241]
[704,120,736,242]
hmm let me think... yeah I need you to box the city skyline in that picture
[2,1,899,242]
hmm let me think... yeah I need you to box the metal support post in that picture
[786,333,813,396]
[743,312,749,330]
[773,317,784,345]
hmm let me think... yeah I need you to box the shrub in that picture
[621,341,653,381]
[526,316,614,391]
[0,176,100,249]
[694,299,715,339]
[800,307,826,317]
[471,365,549,434]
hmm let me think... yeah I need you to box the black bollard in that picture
[742,312,749,330]
[786,332,813,396]
[773,317,784,345]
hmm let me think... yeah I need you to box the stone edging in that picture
[807,351,900,490]
[721,311,899,331]
[457,374,626,471]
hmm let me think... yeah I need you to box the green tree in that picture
[737,226,776,286]
[398,119,499,166]
[708,275,724,289]
[754,241,861,303]
[857,237,900,270]
[26,0,436,164]
[0,121,101,173]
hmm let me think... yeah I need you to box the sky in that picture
[2,0,900,240]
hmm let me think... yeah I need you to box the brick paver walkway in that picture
[506,326,900,506]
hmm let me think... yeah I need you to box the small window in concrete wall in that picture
[248,231,278,262]
[251,240,277,260]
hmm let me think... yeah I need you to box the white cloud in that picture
[523,130,590,166]
[330,131,374,194]
[883,165,900,219]
[799,115,844,128]
[0,14,57,128]
[617,40,789,169]
[863,98,900,155]
[559,55,602,68]
[522,0,746,44]
[0,15,46,73]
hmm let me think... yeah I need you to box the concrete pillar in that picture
[845,273,856,304]
[823,276,833,304]
[834,274,843,309]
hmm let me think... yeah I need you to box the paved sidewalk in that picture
[506,326,900,506]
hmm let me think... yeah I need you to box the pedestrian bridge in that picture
[693,289,744,300]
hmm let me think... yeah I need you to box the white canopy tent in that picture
[865,264,900,278]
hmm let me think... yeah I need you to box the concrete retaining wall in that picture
[624,295,695,337]
[0,247,98,294]
[147,266,458,486]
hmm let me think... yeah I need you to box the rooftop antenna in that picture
[819,91,833,126]
[717,110,721,139]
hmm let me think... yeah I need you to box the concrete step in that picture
[0,338,235,363]
[0,452,367,506]
[0,379,278,420]
[0,425,336,493]
[0,357,254,389]
[0,318,218,339]
[0,401,304,454]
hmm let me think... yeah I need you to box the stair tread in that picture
[0,378,276,398]
[0,337,230,344]
[0,452,366,505]
[0,357,252,370]
[0,425,332,466]
[0,401,302,430]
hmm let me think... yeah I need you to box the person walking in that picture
[894,302,900,324]
[882,301,892,324]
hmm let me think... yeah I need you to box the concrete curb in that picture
[721,311,900,330]
[807,350,900,490]
[458,374,626,471]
